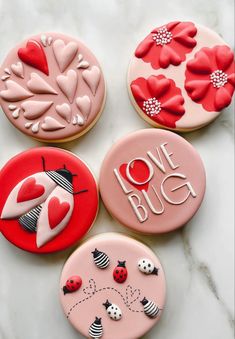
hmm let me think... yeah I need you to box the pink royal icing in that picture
[0,33,105,142]
[60,233,166,339]
[99,129,206,234]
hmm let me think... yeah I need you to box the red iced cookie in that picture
[0,147,98,253]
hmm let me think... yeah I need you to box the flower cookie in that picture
[0,33,105,142]
[60,233,166,339]
[128,21,235,131]
[99,129,206,233]
[0,147,98,253]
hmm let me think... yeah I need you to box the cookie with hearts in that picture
[0,33,105,142]
[128,21,235,131]
[60,233,166,339]
[99,129,206,233]
[0,147,98,253]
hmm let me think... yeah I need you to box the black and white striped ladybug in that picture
[0,156,87,248]
[138,258,159,275]
[92,248,110,269]
[140,297,160,318]
[103,299,122,321]
[89,317,103,338]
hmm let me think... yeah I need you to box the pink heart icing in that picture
[11,62,24,78]
[27,73,58,95]
[21,100,53,119]
[41,116,65,131]
[55,103,72,122]
[53,39,78,72]
[82,66,101,96]
[56,69,77,103]
[0,80,33,102]
[75,95,91,119]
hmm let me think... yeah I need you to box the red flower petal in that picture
[147,75,170,98]
[161,95,185,115]
[173,26,197,48]
[185,80,211,101]
[228,73,235,86]
[135,36,154,58]
[215,45,234,71]
[166,21,181,31]
[131,83,146,101]
[159,45,181,68]
[187,49,212,74]
[214,87,232,110]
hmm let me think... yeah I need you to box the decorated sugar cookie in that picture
[0,32,105,142]
[99,129,206,233]
[128,21,235,131]
[60,233,166,339]
[0,147,98,253]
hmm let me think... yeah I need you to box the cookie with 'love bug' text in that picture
[99,129,206,234]
[0,32,105,142]
[128,21,235,132]
[0,147,98,253]
[60,233,166,339]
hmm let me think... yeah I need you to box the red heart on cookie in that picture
[119,160,151,191]
[48,197,70,229]
[17,177,45,203]
[18,40,49,75]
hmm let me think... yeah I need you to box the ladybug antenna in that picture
[42,156,46,171]
[73,188,88,195]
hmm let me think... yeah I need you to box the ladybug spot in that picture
[121,269,123,273]
[143,260,145,263]
[148,264,151,267]
[120,275,123,278]
[114,312,116,315]
[108,312,111,314]
[124,273,127,277]
[116,270,119,274]
[70,280,73,283]
[144,267,146,270]
[112,307,114,309]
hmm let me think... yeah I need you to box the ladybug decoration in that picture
[89,317,103,338]
[92,248,110,269]
[63,275,82,295]
[0,157,88,248]
[138,258,159,275]
[103,299,122,321]
[140,297,160,318]
[113,260,128,283]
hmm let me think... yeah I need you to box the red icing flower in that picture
[185,45,235,111]
[135,21,197,69]
[130,75,185,128]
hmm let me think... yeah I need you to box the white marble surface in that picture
[0,0,234,338]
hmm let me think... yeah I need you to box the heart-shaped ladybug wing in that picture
[36,186,74,248]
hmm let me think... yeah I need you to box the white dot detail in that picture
[210,70,228,88]
[152,26,173,46]
[143,98,161,116]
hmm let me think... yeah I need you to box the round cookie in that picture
[99,129,206,234]
[0,32,105,142]
[60,233,166,339]
[128,21,235,132]
[0,147,98,253]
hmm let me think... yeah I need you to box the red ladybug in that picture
[113,261,128,283]
[63,275,82,295]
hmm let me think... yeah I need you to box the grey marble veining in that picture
[0,0,234,338]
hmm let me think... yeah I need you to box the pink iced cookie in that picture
[60,233,166,339]
[128,22,235,131]
[0,32,105,142]
[100,129,206,233]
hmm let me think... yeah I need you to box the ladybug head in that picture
[92,248,101,258]
[140,297,148,306]
[56,167,75,184]
[117,260,126,268]
[94,317,102,325]
[103,300,112,310]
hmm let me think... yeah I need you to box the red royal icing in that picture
[17,177,45,203]
[18,40,49,75]
[135,21,197,70]
[131,74,185,128]
[48,197,70,229]
[185,45,235,111]
[119,160,150,191]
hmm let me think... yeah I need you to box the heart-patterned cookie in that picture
[0,32,105,142]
